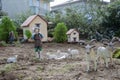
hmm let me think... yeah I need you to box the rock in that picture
[78,40,86,45]
[7,55,18,63]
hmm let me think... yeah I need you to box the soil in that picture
[0,42,120,80]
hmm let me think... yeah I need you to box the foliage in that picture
[101,0,120,38]
[115,30,120,37]
[65,8,86,30]
[0,16,17,42]
[46,0,106,39]
[45,12,65,32]
[113,48,120,59]
[54,23,67,43]
[13,10,32,28]
[0,10,8,18]
[25,30,32,39]
[46,0,120,40]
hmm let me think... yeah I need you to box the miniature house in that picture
[66,29,79,42]
[21,15,48,42]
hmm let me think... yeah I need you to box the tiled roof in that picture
[66,29,78,35]
[21,15,47,27]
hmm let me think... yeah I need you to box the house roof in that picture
[21,15,48,27]
[66,29,78,35]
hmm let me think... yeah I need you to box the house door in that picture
[73,37,76,42]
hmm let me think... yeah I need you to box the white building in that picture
[51,0,109,15]
[1,0,54,18]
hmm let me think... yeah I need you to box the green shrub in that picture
[113,48,120,59]
[36,66,44,71]
[115,30,120,37]
[0,41,7,47]
[54,22,67,43]
[25,30,32,39]
[0,16,17,42]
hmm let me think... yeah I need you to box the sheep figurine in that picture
[56,50,69,58]
[96,46,113,68]
[46,52,57,59]
[68,48,79,58]
[85,43,114,72]
[46,50,69,60]
[85,44,97,72]
[108,41,114,51]
[97,47,109,67]
[7,55,18,63]
[55,55,66,60]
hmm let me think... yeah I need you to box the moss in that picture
[36,66,45,72]
[48,64,74,75]
[113,48,120,59]
[17,74,25,80]
[0,63,18,74]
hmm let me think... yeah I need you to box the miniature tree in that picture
[54,22,67,43]
[25,30,32,39]
[0,16,17,42]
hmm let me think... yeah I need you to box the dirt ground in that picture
[0,42,120,80]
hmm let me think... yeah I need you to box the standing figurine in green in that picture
[32,28,43,59]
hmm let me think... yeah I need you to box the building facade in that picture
[51,0,86,14]
[1,0,54,18]
[51,0,109,15]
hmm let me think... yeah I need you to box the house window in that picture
[73,33,76,35]
[35,23,41,28]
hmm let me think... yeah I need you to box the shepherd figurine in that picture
[32,28,43,59]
